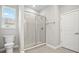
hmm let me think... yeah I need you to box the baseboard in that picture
[46,44,62,49]
[24,43,46,51]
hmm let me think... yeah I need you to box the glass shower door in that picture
[35,15,46,44]
[24,12,46,49]
[24,12,36,49]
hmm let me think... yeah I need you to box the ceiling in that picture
[24,5,50,12]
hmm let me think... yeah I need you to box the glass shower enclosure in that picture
[24,11,46,50]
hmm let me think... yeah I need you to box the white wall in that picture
[40,6,60,46]
[40,5,79,47]
[60,5,79,14]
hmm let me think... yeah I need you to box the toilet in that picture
[4,43,14,53]
[4,35,15,53]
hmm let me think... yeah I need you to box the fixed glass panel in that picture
[24,12,36,49]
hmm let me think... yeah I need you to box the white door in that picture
[61,11,79,52]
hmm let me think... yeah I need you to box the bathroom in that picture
[0,5,79,53]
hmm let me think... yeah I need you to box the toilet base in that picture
[5,43,14,53]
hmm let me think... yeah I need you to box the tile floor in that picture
[25,45,75,53]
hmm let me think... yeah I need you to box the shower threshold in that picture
[24,43,46,52]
